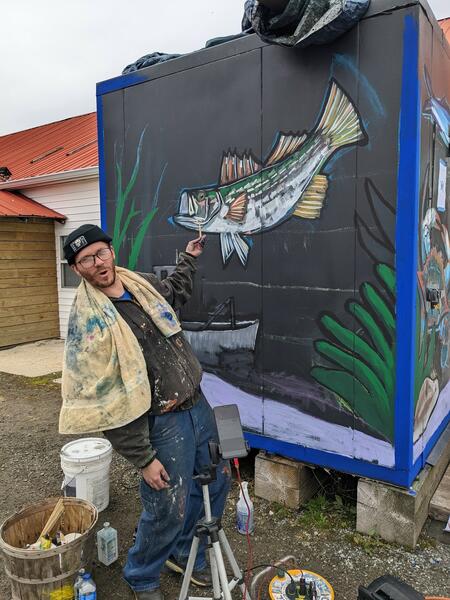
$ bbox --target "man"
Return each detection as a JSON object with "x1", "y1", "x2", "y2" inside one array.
[{"x1": 59, "y1": 224, "x2": 230, "y2": 600}]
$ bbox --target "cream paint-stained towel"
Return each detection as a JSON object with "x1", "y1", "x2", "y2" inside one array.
[{"x1": 59, "y1": 267, "x2": 181, "y2": 434}]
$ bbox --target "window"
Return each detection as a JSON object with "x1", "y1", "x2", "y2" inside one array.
[{"x1": 60, "y1": 236, "x2": 79, "y2": 288}]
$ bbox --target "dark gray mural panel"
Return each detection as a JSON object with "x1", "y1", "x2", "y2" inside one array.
[
  {"x1": 353, "y1": 10, "x2": 405, "y2": 461},
  {"x1": 101, "y1": 90, "x2": 124, "y2": 231},
  {"x1": 260, "y1": 34, "x2": 362, "y2": 454}
]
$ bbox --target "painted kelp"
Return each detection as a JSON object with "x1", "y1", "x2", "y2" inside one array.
[{"x1": 112, "y1": 130, "x2": 166, "y2": 270}]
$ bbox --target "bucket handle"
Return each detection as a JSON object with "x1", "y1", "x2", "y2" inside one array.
[
  {"x1": 60, "y1": 465, "x2": 88, "y2": 492},
  {"x1": 5, "y1": 565, "x2": 81, "y2": 585}
]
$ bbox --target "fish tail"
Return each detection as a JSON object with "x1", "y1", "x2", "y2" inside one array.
[{"x1": 315, "y1": 80, "x2": 367, "y2": 150}]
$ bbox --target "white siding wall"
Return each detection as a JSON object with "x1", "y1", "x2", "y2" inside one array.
[{"x1": 23, "y1": 178, "x2": 100, "y2": 338}]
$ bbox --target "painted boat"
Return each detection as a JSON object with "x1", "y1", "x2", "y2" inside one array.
[{"x1": 182, "y1": 319, "x2": 260, "y2": 367}]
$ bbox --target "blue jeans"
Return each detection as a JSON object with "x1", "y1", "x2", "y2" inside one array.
[{"x1": 124, "y1": 393, "x2": 231, "y2": 592}]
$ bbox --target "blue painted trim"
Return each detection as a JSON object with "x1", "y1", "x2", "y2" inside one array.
[
  {"x1": 244, "y1": 432, "x2": 411, "y2": 487},
  {"x1": 410, "y1": 411, "x2": 450, "y2": 482},
  {"x1": 96, "y1": 72, "x2": 149, "y2": 96},
  {"x1": 394, "y1": 14, "x2": 421, "y2": 477},
  {"x1": 96, "y1": 94, "x2": 108, "y2": 231}
]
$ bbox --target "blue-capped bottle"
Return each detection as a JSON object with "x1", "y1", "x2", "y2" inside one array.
[
  {"x1": 78, "y1": 572, "x2": 97, "y2": 600},
  {"x1": 74, "y1": 568, "x2": 85, "y2": 600}
]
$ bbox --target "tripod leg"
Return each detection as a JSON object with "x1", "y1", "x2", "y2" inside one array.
[
  {"x1": 208, "y1": 540, "x2": 221, "y2": 600},
  {"x1": 218, "y1": 529, "x2": 251, "y2": 600},
  {"x1": 178, "y1": 536, "x2": 200, "y2": 600},
  {"x1": 212, "y1": 540, "x2": 232, "y2": 600}
]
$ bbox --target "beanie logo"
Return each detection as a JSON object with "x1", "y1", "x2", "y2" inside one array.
[{"x1": 70, "y1": 235, "x2": 88, "y2": 252}]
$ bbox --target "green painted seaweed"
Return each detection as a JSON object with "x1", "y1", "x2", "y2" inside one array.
[
  {"x1": 112, "y1": 130, "x2": 166, "y2": 269},
  {"x1": 311, "y1": 264, "x2": 396, "y2": 442}
]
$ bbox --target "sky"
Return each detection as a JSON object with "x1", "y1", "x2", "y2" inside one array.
[{"x1": 1, "y1": 0, "x2": 448, "y2": 137}]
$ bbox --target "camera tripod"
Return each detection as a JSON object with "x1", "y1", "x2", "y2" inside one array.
[{"x1": 178, "y1": 444, "x2": 251, "y2": 600}]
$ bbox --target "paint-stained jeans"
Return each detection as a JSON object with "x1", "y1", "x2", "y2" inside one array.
[{"x1": 124, "y1": 393, "x2": 231, "y2": 592}]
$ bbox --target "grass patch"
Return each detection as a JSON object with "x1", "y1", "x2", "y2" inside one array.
[
  {"x1": 297, "y1": 494, "x2": 356, "y2": 531},
  {"x1": 270, "y1": 502, "x2": 294, "y2": 520},
  {"x1": 26, "y1": 372, "x2": 62, "y2": 386},
  {"x1": 416, "y1": 534, "x2": 438, "y2": 551},
  {"x1": 347, "y1": 531, "x2": 389, "y2": 555}
]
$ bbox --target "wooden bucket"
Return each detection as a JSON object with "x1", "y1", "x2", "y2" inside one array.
[{"x1": 0, "y1": 497, "x2": 98, "y2": 600}]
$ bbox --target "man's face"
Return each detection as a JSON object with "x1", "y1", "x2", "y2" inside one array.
[{"x1": 71, "y1": 241, "x2": 117, "y2": 289}]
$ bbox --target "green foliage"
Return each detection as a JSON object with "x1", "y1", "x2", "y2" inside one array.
[
  {"x1": 269, "y1": 502, "x2": 293, "y2": 520},
  {"x1": 112, "y1": 130, "x2": 165, "y2": 269},
  {"x1": 26, "y1": 372, "x2": 62, "y2": 386},
  {"x1": 297, "y1": 494, "x2": 356, "y2": 531},
  {"x1": 347, "y1": 531, "x2": 389, "y2": 555},
  {"x1": 311, "y1": 264, "x2": 396, "y2": 441}
]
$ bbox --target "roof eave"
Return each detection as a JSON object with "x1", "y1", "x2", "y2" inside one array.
[{"x1": 0, "y1": 166, "x2": 99, "y2": 191}]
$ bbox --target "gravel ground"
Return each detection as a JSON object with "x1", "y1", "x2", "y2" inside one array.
[{"x1": 0, "y1": 371, "x2": 449, "y2": 599}]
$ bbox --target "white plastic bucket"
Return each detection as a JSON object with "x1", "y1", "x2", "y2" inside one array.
[{"x1": 60, "y1": 438, "x2": 112, "y2": 512}]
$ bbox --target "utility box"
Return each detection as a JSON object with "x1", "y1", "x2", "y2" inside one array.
[{"x1": 97, "y1": 0, "x2": 450, "y2": 487}]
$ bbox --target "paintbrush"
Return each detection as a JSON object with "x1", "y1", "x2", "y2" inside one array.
[{"x1": 38, "y1": 498, "x2": 65, "y2": 541}]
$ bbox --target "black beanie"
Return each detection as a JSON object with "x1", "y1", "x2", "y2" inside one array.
[{"x1": 63, "y1": 224, "x2": 112, "y2": 265}]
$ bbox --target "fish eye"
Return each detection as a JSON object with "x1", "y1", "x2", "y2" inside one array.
[{"x1": 197, "y1": 191, "x2": 206, "y2": 201}]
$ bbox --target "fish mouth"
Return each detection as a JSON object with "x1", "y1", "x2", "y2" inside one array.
[{"x1": 173, "y1": 190, "x2": 221, "y2": 228}]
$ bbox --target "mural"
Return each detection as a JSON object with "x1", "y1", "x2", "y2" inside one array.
[
  {"x1": 423, "y1": 69, "x2": 450, "y2": 147},
  {"x1": 107, "y1": 64, "x2": 399, "y2": 468},
  {"x1": 413, "y1": 67, "x2": 450, "y2": 452},
  {"x1": 173, "y1": 80, "x2": 367, "y2": 266},
  {"x1": 100, "y1": 9, "x2": 450, "y2": 481},
  {"x1": 311, "y1": 180, "x2": 396, "y2": 443}
]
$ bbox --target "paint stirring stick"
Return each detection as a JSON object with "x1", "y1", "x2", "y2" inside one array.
[{"x1": 198, "y1": 222, "x2": 202, "y2": 239}]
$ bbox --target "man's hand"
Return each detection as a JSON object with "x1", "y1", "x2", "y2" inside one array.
[
  {"x1": 185, "y1": 235, "x2": 206, "y2": 258},
  {"x1": 142, "y1": 459, "x2": 170, "y2": 490}
]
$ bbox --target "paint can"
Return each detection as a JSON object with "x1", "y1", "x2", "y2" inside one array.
[{"x1": 60, "y1": 438, "x2": 112, "y2": 512}]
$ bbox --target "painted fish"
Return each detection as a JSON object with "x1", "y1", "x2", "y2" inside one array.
[
  {"x1": 173, "y1": 79, "x2": 367, "y2": 266},
  {"x1": 424, "y1": 68, "x2": 450, "y2": 147}
]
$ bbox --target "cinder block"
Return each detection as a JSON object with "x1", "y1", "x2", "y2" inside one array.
[
  {"x1": 356, "y1": 435, "x2": 450, "y2": 547},
  {"x1": 254, "y1": 452, "x2": 321, "y2": 509}
]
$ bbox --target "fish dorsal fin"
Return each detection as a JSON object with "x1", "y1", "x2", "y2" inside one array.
[
  {"x1": 266, "y1": 132, "x2": 307, "y2": 166},
  {"x1": 293, "y1": 174, "x2": 328, "y2": 219},
  {"x1": 220, "y1": 151, "x2": 261, "y2": 185},
  {"x1": 225, "y1": 192, "x2": 248, "y2": 224}
]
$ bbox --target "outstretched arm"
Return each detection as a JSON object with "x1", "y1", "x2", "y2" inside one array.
[{"x1": 139, "y1": 235, "x2": 206, "y2": 310}]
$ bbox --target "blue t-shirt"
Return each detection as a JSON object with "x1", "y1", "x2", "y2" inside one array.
[{"x1": 118, "y1": 289, "x2": 133, "y2": 301}]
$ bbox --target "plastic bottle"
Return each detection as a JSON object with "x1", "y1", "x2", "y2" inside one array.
[
  {"x1": 73, "y1": 568, "x2": 85, "y2": 600},
  {"x1": 236, "y1": 481, "x2": 254, "y2": 534},
  {"x1": 78, "y1": 572, "x2": 96, "y2": 600},
  {"x1": 97, "y1": 522, "x2": 118, "y2": 566}
]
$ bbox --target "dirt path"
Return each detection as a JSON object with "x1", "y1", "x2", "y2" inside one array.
[{"x1": 0, "y1": 371, "x2": 448, "y2": 599}]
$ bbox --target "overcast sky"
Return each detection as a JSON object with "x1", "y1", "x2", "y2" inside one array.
[{"x1": 1, "y1": 0, "x2": 448, "y2": 137}]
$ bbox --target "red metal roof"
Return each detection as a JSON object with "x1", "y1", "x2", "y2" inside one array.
[
  {"x1": 439, "y1": 18, "x2": 450, "y2": 45},
  {"x1": 0, "y1": 113, "x2": 98, "y2": 183},
  {"x1": 0, "y1": 190, "x2": 65, "y2": 220}
]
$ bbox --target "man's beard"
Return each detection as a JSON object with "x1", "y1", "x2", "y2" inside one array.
[{"x1": 84, "y1": 263, "x2": 116, "y2": 288}]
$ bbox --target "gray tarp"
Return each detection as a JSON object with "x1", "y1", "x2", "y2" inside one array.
[
  {"x1": 122, "y1": 0, "x2": 370, "y2": 74},
  {"x1": 246, "y1": 0, "x2": 371, "y2": 48}
]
